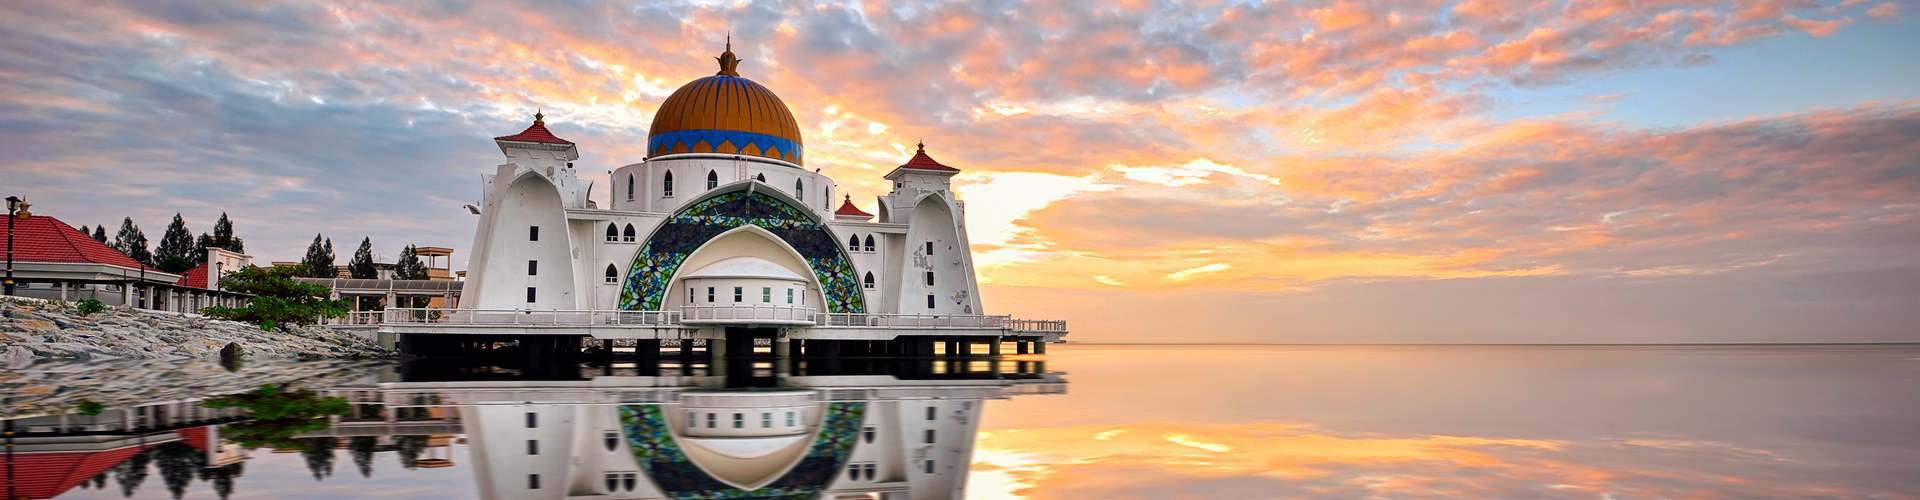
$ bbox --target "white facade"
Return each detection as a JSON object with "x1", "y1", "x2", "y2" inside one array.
[{"x1": 460, "y1": 125, "x2": 986, "y2": 322}]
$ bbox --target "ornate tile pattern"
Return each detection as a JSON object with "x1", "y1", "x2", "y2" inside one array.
[
  {"x1": 618, "y1": 190, "x2": 866, "y2": 313},
  {"x1": 619, "y1": 402, "x2": 867, "y2": 499}
]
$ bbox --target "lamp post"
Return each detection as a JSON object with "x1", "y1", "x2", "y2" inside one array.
[{"x1": 4, "y1": 195, "x2": 20, "y2": 296}]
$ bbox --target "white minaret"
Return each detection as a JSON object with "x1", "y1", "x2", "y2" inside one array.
[{"x1": 462, "y1": 112, "x2": 589, "y2": 310}]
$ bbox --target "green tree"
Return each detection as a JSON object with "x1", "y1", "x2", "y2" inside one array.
[
  {"x1": 349, "y1": 237, "x2": 378, "y2": 279},
  {"x1": 393, "y1": 244, "x2": 428, "y2": 280},
  {"x1": 91, "y1": 225, "x2": 108, "y2": 243},
  {"x1": 77, "y1": 224, "x2": 89, "y2": 236},
  {"x1": 211, "y1": 212, "x2": 244, "y2": 252},
  {"x1": 298, "y1": 234, "x2": 336, "y2": 278},
  {"x1": 153, "y1": 213, "x2": 198, "y2": 273},
  {"x1": 199, "y1": 265, "x2": 349, "y2": 330},
  {"x1": 113, "y1": 217, "x2": 153, "y2": 266}
]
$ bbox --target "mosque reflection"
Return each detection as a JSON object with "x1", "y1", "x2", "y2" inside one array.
[{"x1": 0, "y1": 357, "x2": 1064, "y2": 499}]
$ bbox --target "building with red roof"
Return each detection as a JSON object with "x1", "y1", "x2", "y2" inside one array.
[{"x1": 2, "y1": 207, "x2": 249, "y2": 312}]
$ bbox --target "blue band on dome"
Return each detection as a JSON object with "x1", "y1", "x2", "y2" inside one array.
[{"x1": 648, "y1": 129, "x2": 802, "y2": 162}]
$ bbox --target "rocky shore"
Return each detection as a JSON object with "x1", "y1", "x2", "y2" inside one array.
[{"x1": 1, "y1": 297, "x2": 392, "y2": 362}]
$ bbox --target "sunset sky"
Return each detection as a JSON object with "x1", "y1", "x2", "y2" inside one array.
[{"x1": 3, "y1": 1, "x2": 1915, "y2": 342}]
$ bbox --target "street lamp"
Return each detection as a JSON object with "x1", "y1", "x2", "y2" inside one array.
[{"x1": 4, "y1": 195, "x2": 21, "y2": 296}]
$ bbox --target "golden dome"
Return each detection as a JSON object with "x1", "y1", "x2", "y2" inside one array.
[{"x1": 647, "y1": 39, "x2": 804, "y2": 165}]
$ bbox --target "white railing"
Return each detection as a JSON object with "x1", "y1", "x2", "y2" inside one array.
[
  {"x1": 376, "y1": 307, "x2": 1066, "y2": 333},
  {"x1": 336, "y1": 311, "x2": 384, "y2": 326},
  {"x1": 382, "y1": 308, "x2": 681, "y2": 326},
  {"x1": 815, "y1": 313, "x2": 1009, "y2": 329},
  {"x1": 681, "y1": 304, "x2": 817, "y2": 324}
]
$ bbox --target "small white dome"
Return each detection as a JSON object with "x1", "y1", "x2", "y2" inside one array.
[
  {"x1": 680, "y1": 435, "x2": 811, "y2": 459},
  {"x1": 684, "y1": 256, "x2": 807, "y2": 282}
]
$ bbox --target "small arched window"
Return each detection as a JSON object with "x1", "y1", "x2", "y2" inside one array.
[
  {"x1": 604, "y1": 264, "x2": 618, "y2": 284},
  {"x1": 795, "y1": 178, "x2": 804, "y2": 199},
  {"x1": 604, "y1": 474, "x2": 618, "y2": 492},
  {"x1": 623, "y1": 224, "x2": 636, "y2": 242},
  {"x1": 603, "y1": 431, "x2": 618, "y2": 451},
  {"x1": 863, "y1": 235, "x2": 875, "y2": 253},
  {"x1": 848, "y1": 235, "x2": 860, "y2": 252},
  {"x1": 755, "y1": 173, "x2": 766, "y2": 182},
  {"x1": 662, "y1": 171, "x2": 674, "y2": 197},
  {"x1": 626, "y1": 174, "x2": 635, "y2": 201},
  {"x1": 863, "y1": 272, "x2": 876, "y2": 289},
  {"x1": 605, "y1": 223, "x2": 619, "y2": 242},
  {"x1": 706, "y1": 170, "x2": 718, "y2": 190}
]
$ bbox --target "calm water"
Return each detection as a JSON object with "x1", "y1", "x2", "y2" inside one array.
[{"x1": 5, "y1": 345, "x2": 1918, "y2": 499}]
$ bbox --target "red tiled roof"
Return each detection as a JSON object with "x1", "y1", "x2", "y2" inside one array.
[
  {"x1": 494, "y1": 112, "x2": 574, "y2": 145},
  {"x1": 899, "y1": 142, "x2": 959, "y2": 172},
  {"x1": 0, "y1": 444, "x2": 158, "y2": 499},
  {"x1": 834, "y1": 195, "x2": 873, "y2": 218},
  {"x1": 0, "y1": 215, "x2": 146, "y2": 269},
  {"x1": 175, "y1": 426, "x2": 213, "y2": 452},
  {"x1": 175, "y1": 264, "x2": 209, "y2": 289}
]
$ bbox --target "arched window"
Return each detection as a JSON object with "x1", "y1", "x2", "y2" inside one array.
[
  {"x1": 626, "y1": 174, "x2": 635, "y2": 201},
  {"x1": 706, "y1": 170, "x2": 718, "y2": 190},
  {"x1": 863, "y1": 235, "x2": 875, "y2": 252},
  {"x1": 605, "y1": 474, "x2": 618, "y2": 492},
  {"x1": 623, "y1": 224, "x2": 636, "y2": 242},
  {"x1": 795, "y1": 178, "x2": 804, "y2": 200},
  {"x1": 603, "y1": 431, "x2": 618, "y2": 451},
  {"x1": 604, "y1": 264, "x2": 618, "y2": 284},
  {"x1": 848, "y1": 234, "x2": 860, "y2": 252},
  {"x1": 605, "y1": 223, "x2": 619, "y2": 242},
  {"x1": 622, "y1": 474, "x2": 636, "y2": 492},
  {"x1": 863, "y1": 272, "x2": 876, "y2": 289},
  {"x1": 662, "y1": 171, "x2": 674, "y2": 197},
  {"x1": 755, "y1": 173, "x2": 766, "y2": 182}
]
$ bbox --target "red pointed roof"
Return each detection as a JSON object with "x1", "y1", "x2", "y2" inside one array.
[
  {"x1": 176, "y1": 264, "x2": 209, "y2": 289},
  {"x1": 0, "y1": 443, "x2": 159, "y2": 499},
  {"x1": 834, "y1": 195, "x2": 873, "y2": 219},
  {"x1": 494, "y1": 111, "x2": 574, "y2": 145},
  {"x1": 898, "y1": 141, "x2": 959, "y2": 172},
  {"x1": 0, "y1": 214, "x2": 146, "y2": 269}
]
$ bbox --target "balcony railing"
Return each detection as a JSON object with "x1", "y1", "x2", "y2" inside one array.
[
  {"x1": 682, "y1": 304, "x2": 817, "y2": 324},
  {"x1": 374, "y1": 307, "x2": 1067, "y2": 334}
]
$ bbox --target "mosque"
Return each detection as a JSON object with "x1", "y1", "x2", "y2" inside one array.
[{"x1": 438, "y1": 39, "x2": 1064, "y2": 354}]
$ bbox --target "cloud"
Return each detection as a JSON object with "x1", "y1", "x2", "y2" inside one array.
[{"x1": 0, "y1": 0, "x2": 1910, "y2": 341}]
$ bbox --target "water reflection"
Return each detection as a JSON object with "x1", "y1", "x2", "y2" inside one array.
[{"x1": 1, "y1": 356, "x2": 1063, "y2": 499}]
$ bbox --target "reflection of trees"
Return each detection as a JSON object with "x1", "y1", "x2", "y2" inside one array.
[
  {"x1": 154, "y1": 442, "x2": 209, "y2": 499},
  {"x1": 349, "y1": 436, "x2": 378, "y2": 477},
  {"x1": 113, "y1": 448, "x2": 152, "y2": 497},
  {"x1": 395, "y1": 435, "x2": 428, "y2": 469},
  {"x1": 300, "y1": 437, "x2": 338, "y2": 480},
  {"x1": 200, "y1": 384, "x2": 349, "y2": 450},
  {"x1": 199, "y1": 462, "x2": 245, "y2": 500}
]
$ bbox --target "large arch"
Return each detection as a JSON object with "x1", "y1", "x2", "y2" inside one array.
[
  {"x1": 618, "y1": 184, "x2": 866, "y2": 312},
  {"x1": 619, "y1": 403, "x2": 864, "y2": 498}
]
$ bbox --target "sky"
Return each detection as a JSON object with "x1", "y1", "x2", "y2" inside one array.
[{"x1": 1, "y1": 0, "x2": 1916, "y2": 342}]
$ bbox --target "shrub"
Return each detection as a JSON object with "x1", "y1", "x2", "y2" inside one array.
[
  {"x1": 76, "y1": 399, "x2": 106, "y2": 416},
  {"x1": 75, "y1": 298, "x2": 106, "y2": 317},
  {"x1": 200, "y1": 265, "x2": 347, "y2": 330}
]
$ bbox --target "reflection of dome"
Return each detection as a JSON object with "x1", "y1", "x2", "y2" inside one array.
[
  {"x1": 647, "y1": 38, "x2": 803, "y2": 165},
  {"x1": 684, "y1": 256, "x2": 807, "y2": 282}
]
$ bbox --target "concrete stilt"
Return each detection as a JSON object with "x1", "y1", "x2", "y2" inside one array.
[
  {"x1": 1034, "y1": 341, "x2": 1046, "y2": 354},
  {"x1": 1016, "y1": 341, "x2": 1030, "y2": 354},
  {"x1": 989, "y1": 339, "x2": 1002, "y2": 356}
]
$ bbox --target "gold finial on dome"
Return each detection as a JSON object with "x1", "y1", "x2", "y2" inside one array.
[
  {"x1": 534, "y1": 108, "x2": 544, "y2": 123},
  {"x1": 716, "y1": 32, "x2": 741, "y2": 76}
]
